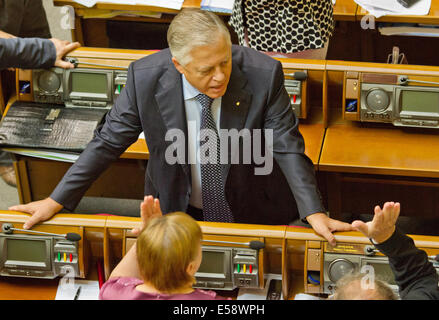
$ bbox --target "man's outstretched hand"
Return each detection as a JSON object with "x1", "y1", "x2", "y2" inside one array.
[{"x1": 351, "y1": 202, "x2": 400, "y2": 244}]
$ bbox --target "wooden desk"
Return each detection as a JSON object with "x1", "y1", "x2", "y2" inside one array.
[
  {"x1": 333, "y1": 0, "x2": 357, "y2": 21},
  {"x1": 352, "y1": 2, "x2": 439, "y2": 64},
  {"x1": 1, "y1": 210, "x2": 438, "y2": 300},
  {"x1": 57, "y1": 0, "x2": 358, "y2": 20},
  {"x1": 357, "y1": 1, "x2": 439, "y2": 24},
  {"x1": 0, "y1": 212, "x2": 106, "y2": 300},
  {"x1": 13, "y1": 123, "x2": 321, "y2": 204},
  {"x1": 0, "y1": 277, "x2": 58, "y2": 300},
  {"x1": 54, "y1": 0, "x2": 200, "y2": 12},
  {"x1": 299, "y1": 122, "x2": 325, "y2": 166},
  {"x1": 121, "y1": 122, "x2": 322, "y2": 163},
  {"x1": 319, "y1": 122, "x2": 439, "y2": 221},
  {"x1": 320, "y1": 122, "x2": 439, "y2": 178},
  {"x1": 54, "y1": 0, "x2": 201, "y2": 45},
  {"x1": 121, "y1": 139, "x2": 149, "y2": 160},
  {"x1": 55, "y1": 0, "x2": 359, "y2": 49}
]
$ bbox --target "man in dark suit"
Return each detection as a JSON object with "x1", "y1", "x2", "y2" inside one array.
[{"x1": 11, "y1": 9, "x2": 352, "y2": 245}]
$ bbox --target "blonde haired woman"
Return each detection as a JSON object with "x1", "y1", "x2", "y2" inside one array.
[{"x1": 99, "y1": 196, "x2": 227, "y2": 300}]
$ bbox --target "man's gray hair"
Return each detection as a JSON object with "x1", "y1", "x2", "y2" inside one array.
[
  {"x1": 167, "y1": 8, "x2": 232, "y2": 66},
  {"x1": 332, "y1": 272, "x2": 398, "y2": 300}
]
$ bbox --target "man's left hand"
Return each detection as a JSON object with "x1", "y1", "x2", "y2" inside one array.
[{"x1": 306, "y1": 213, "x2": 354, "y2": 246}]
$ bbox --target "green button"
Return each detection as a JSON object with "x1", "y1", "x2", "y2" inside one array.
[
  {"x1": 237, "y1": 264, "x2": 240, "y2": 273},
  {"x1": 58, "y1": 252, "x2": 61, "y2": 261}
]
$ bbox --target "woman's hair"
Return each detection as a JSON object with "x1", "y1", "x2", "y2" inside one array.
[
  {"x1": 136, "y1": 212, "x2": 202, "y2": 293},
  {"x1": 167, "y1": 8, "x2": 232, "y2": 66}
]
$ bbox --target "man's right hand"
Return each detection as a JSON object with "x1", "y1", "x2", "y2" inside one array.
[
  {"x1": 49, "y1": 38, "x2": 81, "y2": 69},
  {"x1": 351, "y1": 202, "x2": 400, "y2": 244},
  {"x1": 9, "y1": 197, "x2": 64, "y2": 229}
]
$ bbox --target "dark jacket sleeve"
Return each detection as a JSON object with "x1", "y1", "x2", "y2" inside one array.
[
  {"x1": 264, "y1": 60, "x2": 325, "y2": 220},
  {"x1": 50, "y1": 62, "x2": 142, "y2": 211},
  {"x1": 0, "y1": 37, "x2": 56, "y2": 70},
  {"x1": 375, "y1": 228, "x2": 439, "y2": 300}
]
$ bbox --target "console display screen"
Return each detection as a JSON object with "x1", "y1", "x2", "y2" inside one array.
[
  {"x1": 401, "y1": 90, "x2": 439, "y2": 113},
  {"x1": 364, "y1": 262, "x2": 396, "y2": 285},
  {"x1": 7, "y1": 238, "x2": 47, "y2": 263},
  {"x1": 198, "y1": 251, "x2": 225, "y2": 274},
  {"x1": 71, "y1": 72, "x2": 108, "y2": 95}
]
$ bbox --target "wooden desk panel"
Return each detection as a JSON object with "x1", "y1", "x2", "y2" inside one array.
[
  {"x1": 0, "y1": 277, "x2": 58, "y2": 300},
  {"x1": 15, "y1": 156, "x2": 145, "y2": 204},
  {"x1": 333, "y1": 0, "x2": 357, "y2": 21},
  {"x1": 122, "y1": 139, "x2": 149, "y2": 160},
  {"x1": 320, "y1": 123, "x2": 439, "y2": 178},
  {"x1": 299, "y1": 123, "x2": 325, "y2": 166},
  {"x1": 120, "y1": 122, "x2": 324, "y2": 164}
]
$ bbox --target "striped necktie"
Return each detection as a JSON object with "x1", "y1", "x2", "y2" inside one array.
[{"x1": 196, "y1": 93, "x2": 234, "y2": 222}]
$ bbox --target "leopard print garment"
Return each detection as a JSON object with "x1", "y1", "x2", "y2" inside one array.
[{"x1": 229, "y1": 0, "x2": 334, "y2": 53}]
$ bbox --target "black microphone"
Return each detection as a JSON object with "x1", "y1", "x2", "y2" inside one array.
[
  {"x1": 65, "y1": 233, "x2": 82, "y2": 242},
  {"x1": 2, "y1": 223, "x2": 82, "y2": 242},
  {"x1": 292, "y1": 71, "x2": 307, "y2": 81},
  {"x1": 249, "y1": 240, "x2": 265, "y2": 250},
  {"x1": 202, "y1": 239, "x2": 265, "y2": 250}
]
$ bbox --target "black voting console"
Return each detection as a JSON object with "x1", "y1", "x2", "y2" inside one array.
[
  {"x1": 1, "y1": 60, "x2": 128, "y2": 153},
  {"x1": 0, "y1": 101, "x2": 107, "y2": 152}
]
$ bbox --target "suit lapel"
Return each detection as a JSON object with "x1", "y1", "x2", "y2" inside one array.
[
  {"x1": 220, "y1": 62, "x2": 252, "y2": 178},
  {"x1": 220, "y1": 62, "x2": 251, "y2": 132},
  {"x1": 154, "y1": 64, "x2": 191, "y2": 180}
]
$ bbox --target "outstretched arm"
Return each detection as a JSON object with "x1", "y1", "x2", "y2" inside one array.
[
  {"x1": 108, "y1": 196, "x2": 162, "y2": 280},
  {"x1": 352, "y1": 202, "x2": 439, "y2": 300},
  {"x1": 0, "y1": 36, "x2": 79, "y2": 70}
]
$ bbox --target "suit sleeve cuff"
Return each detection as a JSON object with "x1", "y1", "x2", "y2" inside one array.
[{"x1": 374, "y1": 228, "x2": 405, "y2": 254}]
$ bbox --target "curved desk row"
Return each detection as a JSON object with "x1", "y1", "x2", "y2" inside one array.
[{"x1": 1, "y1": 210, "x2": 439, "y2": 300}]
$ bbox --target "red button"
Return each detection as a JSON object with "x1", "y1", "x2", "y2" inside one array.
[
  {"x1": 293, "y1": 95, "x2": 297, "y2": 103},
  {"x1": 249, "y1": 265, "x2": 253, "y2": 273},
  {"x1": 70, "y1": 254, "x2": 73, "y2": 262}
]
